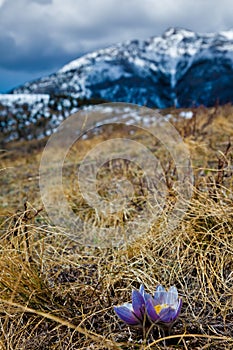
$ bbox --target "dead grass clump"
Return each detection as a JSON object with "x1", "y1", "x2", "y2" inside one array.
[{"x1": 0, "y1": 104, "x2": 233, "y2": 349}]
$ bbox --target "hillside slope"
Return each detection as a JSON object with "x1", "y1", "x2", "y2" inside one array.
[
  {"x1": 1, "y1": 27, "x2": 233, "y2": 142},
  {"x1": 12, "y1": 27, "x2": 233, "y2": 108}
]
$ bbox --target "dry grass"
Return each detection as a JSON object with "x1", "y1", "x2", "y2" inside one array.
[{"x1": 0, "y1": 105, "x2": 233, "y2": 349}]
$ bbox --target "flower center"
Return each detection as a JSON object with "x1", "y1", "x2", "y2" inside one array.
[{"x1": 154, "y1": 304, "x2": 168, "y2": 314}]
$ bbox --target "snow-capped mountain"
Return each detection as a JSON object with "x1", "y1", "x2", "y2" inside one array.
[
  {"x1": 12, "y1": 27, "x2": 233, "y2": 107},
  {"x1": 1, "y1": 27, "x2": 233, "y2": 142}
]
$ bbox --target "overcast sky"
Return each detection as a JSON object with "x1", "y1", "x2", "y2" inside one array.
[{"x1": 0, "y1": 0, "x2": 232, "y2": 92}]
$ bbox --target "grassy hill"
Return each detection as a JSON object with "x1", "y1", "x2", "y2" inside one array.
[{"x1": 0, "y1": 104, "x2": 233, "y2": 349}]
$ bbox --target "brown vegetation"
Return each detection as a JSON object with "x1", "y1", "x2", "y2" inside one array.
[{"x1": 0, "y1": 105, "x2": 233, "y2": 349}]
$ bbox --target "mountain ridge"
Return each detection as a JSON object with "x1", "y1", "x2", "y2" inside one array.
[
  {"x1": 11, "y1": 27, "x2": 233, "y2": 108},
  {"x1": 1, "y1": 27, "x2": 233, "y2": 142}
]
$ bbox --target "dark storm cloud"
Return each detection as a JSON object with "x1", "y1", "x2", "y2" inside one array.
[
  {"x1": 0, "y1": 0, "x2": 232, "y2": 91},
  {"x1": 0, "y1": 31, "x2": 80, "y2": 72}
]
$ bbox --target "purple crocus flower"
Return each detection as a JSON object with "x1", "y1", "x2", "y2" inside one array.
[
  {"x1": 146, "y1": 285, "x2": 182, "y2": 325},
  {"x1": 114, "y1": 285, "x2": 147, "y2": 326}
]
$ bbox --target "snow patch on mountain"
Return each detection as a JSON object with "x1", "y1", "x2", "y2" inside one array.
[
  {"x1": 2, "y1": 27, "x2": 233, "y2": 142},
  {"x1": 220, "y1": 30, "x2": 233, "y2": 41},
  {"x1": 0, "y1": 94, "x2": 50, "y2": 105},
  {"x1": 11, "y1": 27, "x2": 233, "y2": 109}
]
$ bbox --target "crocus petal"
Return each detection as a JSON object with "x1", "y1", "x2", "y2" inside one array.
[
  {"x1": 154, "y1": 285, "x2": 167, "y2": 304},
  {"x1": 132, "y1": 289, "x2": 145, "y2": 320},
  {"x1": 166, "y1": 286, "x2": 178, "y2": 305},
  {"x1": 144, "y1": 292, "x2": 152, "y2": 302},
  {"x1": 158, "y1": 298, "x2": 182, "y2": 323},
  {"x1": 114, "y1": 305, "x2": 139, "y2": 325},
  {"x1": 124, "y1": 302, "x2": 133, "y2": 310},
  {"x1": 158, "y1": 307, "x2": 177, "y2": 323},
  {"x1": 156, "y1": 285, "x2": 166, "y2": 293},
  {"x1": 139, "y1": 284, "x2": 145, "y2": 295},
  {"x1": 140, "y1": 284, "x2": 152, "y2": 302},
  {"x1": 145, "y1": 298, "x2": 160, "y2": 322}
]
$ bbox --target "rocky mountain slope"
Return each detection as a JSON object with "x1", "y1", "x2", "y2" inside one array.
[
  {"x1": 12, "y1": 27, "x2": 233, "y2": 107},
  {"x1": 1, "y1": 27, "x2": 233, "y2": 142}
]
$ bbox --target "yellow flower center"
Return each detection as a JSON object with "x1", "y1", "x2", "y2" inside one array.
[{"x1": 154, "y1": 304, "x2": 168, "y2": 314}]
